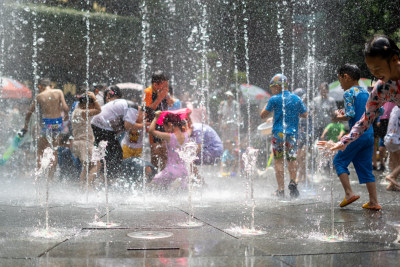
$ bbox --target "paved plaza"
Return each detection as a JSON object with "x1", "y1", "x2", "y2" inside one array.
[{"x1": 0, "y1": 166, "x2": 399, "y2": 267}]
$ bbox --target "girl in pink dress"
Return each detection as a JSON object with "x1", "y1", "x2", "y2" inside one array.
[{"x1": 149, "y1": 111, "x2": 192, "y2": 189}]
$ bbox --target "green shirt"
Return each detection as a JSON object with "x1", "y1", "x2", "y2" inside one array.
[{"x1": 325, "y1": 122, "x2": 345, "y2": 141}]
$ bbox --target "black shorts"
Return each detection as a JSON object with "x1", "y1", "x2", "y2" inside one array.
[{"x1": 375, "y1": 119, "x2": 389, "y2": 139}]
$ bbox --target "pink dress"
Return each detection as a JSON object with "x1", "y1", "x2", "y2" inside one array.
[{"x1": 152, "y1": 133, "x2": 188, "y2": 187}]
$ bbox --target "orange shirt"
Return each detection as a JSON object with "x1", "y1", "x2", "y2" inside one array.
[{"x1": 144, "y1": 86, "x2": 153, "y2": 107}]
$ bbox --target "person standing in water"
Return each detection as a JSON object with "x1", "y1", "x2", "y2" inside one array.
[
  {"x1": 23, "y1": 78, "x2": 69, "y2": 179},
  {"x1": 321, "y1": 64, "x2": 381, "y2": 210},
  {"x1": 260, "y1": 74, "x2": 308, "y2": 198}
]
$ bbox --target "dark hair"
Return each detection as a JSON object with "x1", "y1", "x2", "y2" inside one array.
[
  {"x1": 364, "y1": 35, "x2": 400, "y2": 61},
  {"x1": 77, "y1": 94, "x2": 94, "y2": 105},
  {"x1": 93, "y1": 83, "x2": 107, "y2": 91},
  {"x1": 151, "y1": 70, "x2": 169, "y2": 84},
  {"x1": 77, "y1": 85, "x2": 89, "y2": 95},
  {"x1": 163, "y1": 113, "x2": 183, "y2": 131},
  {"x1": 38, "y1": 78, "x2": 51, "y2": 87},
  {"x1": 338, "y1": 64, "x2": 361, "y2": 81}
]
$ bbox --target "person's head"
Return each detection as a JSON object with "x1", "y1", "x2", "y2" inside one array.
[
  {"x1": 151, "y1": 70, "x2": 169, "y2": 93},
  {"x1": 337, "y1": 64, "x2": 361, "y2": 90},
  {"x1": 224, "y1": 140, "x2": 234, "y2": 151},
  {"x1": 225, "y1": 91, "x2": 234, "y2": 102},
  {"x1": 364, "y1": 35, "x2": 400, "y2": 82},
  {"x1": 76, "y1": 86, "x2": 94, "y2": 108},
  {"x1": 38, "y1": 78, "x2": 51, "y2": 91},
  {"x1": 269, "y1": 74, "x2": 288, "y2": 95},
  {"x1": 163, "y1": 112, "x2": 183, "y2": 133},
  {"x1": 93, "y1": 83, "x2": 107, "y2": 95},
  {"x1": 104, "y1": 85, "x2": 122, "y2": 103},
  {"x1": 319, "y1": 82, "x2": 329, "y2": 98}
]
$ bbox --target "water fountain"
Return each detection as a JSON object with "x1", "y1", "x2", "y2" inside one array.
[{"x1": 176, "y1": 141, "x2": 203, "y2": 228}]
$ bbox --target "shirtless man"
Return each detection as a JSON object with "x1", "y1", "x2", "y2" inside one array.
[{"x1": 23, "y1": 78, "x2": 69, "y2": 178}]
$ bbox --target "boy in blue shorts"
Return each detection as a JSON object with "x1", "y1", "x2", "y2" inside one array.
[
  {"x1": 323, "y1": 64, "x2": 381, "y2": 210},
  {"x1": 260, "y1": 74, "x2": 308, "y2": 198}
]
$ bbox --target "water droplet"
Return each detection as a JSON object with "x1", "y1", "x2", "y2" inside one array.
[
  {"x1": 190, "y1": 79, "x2": 197, "y2": 86},
  {"x1": 216, "y1": 61, "x2": 222, "y2": 68},
  {"x1": 37, "y1": 38, "x2": 45, "y2": 45}
]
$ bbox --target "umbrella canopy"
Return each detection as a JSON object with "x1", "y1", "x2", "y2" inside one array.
[
  {"x1": 116, "y1": 82, "x2": 144, "y2": 91},
  {"x1": 240, "y1": 84, "x2": 270, "y2": 102},
  {"x1": 0, "y1": 77, "x2": 32, "y2": 99},
  {"x1": 328, "y1": 78, "x2": 372, "y2": 101}
]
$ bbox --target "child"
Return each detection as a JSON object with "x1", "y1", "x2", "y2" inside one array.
[
  {"x1": 384, "y1": 106, "x2": 400, "y2": 191},
  {"x1": 71, "y1": 91, "x2": 101, "y2": 188},
  {"x1": 149, "y1": 111, "x2": 192, "y2": 189},
  {"x1": 330, "y1": 35, "x2": 400, "y2": 152},
  {"x1": 121, "y1": 127, "x2": 144, "y2": 159},
  {"x1": 321, "y1": 64, "x2": 381, "y2": 210},
  {"x1": 260, "y1": 74, "x2": 308, "y2": 198},
  {"x1": 320, "y1": 122, "x2": 346, "y2": 142},
  {"x1": 220, "y1": 140, "x2": 236, "y2": 176}
]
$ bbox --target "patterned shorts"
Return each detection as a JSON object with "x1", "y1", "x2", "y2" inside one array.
[{"x1": 272, "y1": 132, "x2": 297, "y2": 161}]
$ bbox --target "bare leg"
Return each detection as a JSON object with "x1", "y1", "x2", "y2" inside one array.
[
  {"x1": 288, "y1": 160, "x2": 298, "y2": 184},
  {"x1": 338, "y1": 173, "x2": 355, "y2": 200},
  {"x1": 297, "y1": 147, "x2": 306, "y2": 182},
  {"x1": 275, "y1": 158, "x2": 284, "y2": 191},
  {"x1": 365, "y1": 182, "x2": 379, "y2": 206},
  {"x1": 372, "y1": 137, "x2": 378, "y2": 168},
  {"x1": 386, "y1": 151, "x2": 400, "y2": 190},
  {"x1": 379, "y1": 146, "x2": 387, "y2": 168}
]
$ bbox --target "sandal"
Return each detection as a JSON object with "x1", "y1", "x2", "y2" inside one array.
[
  {"x1": 362, "y1": 202, "x2": 382, "y2": 210},
  {"x1": 339, "y1": 195, "x2": 360, "y2": 207},
  {"x1": 273, "y1": 189, "x2": 285, "y2": 198}
]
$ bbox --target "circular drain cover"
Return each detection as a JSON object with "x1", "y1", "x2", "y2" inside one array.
[{"x1": 127, "y1": 231, "x2": 173, "y2": 240}]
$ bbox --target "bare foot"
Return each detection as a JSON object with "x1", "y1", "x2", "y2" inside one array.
[
  {"x1": 386, "y1": 182, "x2": 400, "y2": 191},
  {"x1": 386, "y1": 175, "x2": 400, "y2": 187}
]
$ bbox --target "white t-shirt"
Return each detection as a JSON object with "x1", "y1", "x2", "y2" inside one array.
[
  {"x1": 385, "y1": 106, "x2": 400, "y2": 145},
  {"x1": 91, "y1": 99, "x2": 138, "y2": 132}
]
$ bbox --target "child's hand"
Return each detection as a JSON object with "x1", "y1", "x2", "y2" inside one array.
[
  {"x1": 154, "y1": 111, "x2": 162, "y2": 118},
  {"x1": 335, "y1": 109, "x2": 345, "y2": 116},
  {"x1": 317, "y1": 140, "x2": 345, "y2": 151}
]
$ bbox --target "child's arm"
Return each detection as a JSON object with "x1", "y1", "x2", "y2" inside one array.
[
  {"x1": 149, "y1": 111, "x2": 171, "y2": 142},
  {"x1": 23, "y1": 100, "x2": 36, "y2": 131},
  {"x1": 337, "y1": 130, "x2": 346, "y2": 140},
  {"x1": 320, "y1": 127, "x2": 328, "y2": 140},
  {"x1": 260, "y1": 102, "x2": 273, "y2": 119}
]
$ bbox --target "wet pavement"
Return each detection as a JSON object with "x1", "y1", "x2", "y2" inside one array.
[{"x1": 0, "y1": 166, "x2": 399, "y2": 266}]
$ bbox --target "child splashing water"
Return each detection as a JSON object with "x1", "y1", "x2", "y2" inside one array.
[
  {"x1": 319, "y1": 64, "x2": 381, "y2": 210},
  {"x1": 329, "y1": 35, "x2": 400, "y2": 151},
  {"x1": 149, "y1": 111, "x2": 192, "y2": 189}
]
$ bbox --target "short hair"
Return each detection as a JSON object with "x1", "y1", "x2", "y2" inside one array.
[
  {"x1": 364, "y1": 35, "x2": 400, "y2": 61},
  {"x1": 151, "y1": 70, "x2": 169, "y2": 84},
  {"x1": 93, "y1": 83, "x2": 107, "y2": 91},
  {"x1": 337, "y1": 64, "x2": 361, "y2": 81},
  {"x1": 38, "y1": 78, "x2": 51, "y2": 87},
  {"x1": 106, "y1": 85, "x2": 122, "y2": 98}
]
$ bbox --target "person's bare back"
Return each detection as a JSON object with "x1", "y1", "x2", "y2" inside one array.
[{"x1": 37, "y1": 89, "x2": 68, "y2": 119}]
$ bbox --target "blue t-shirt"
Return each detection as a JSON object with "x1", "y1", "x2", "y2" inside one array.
[
  {"x1": 265, "y1": 91, "x2": 307, "y2": 136},
  {"x1": 343, "y1": 86, "x2": 373, "y2": 135}
]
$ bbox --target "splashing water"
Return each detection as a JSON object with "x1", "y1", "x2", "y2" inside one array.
[
  {"x1": 227, "y1": 147, "x2": 266, "y2": 236},
  {"x1": 176, "y1": 141, "x2": 203, "y2": 227},
  {"x1": 90, "y1": 141, "x2": 118, "y2": 227},
  {"x1": 35, "y1": 147, "x2": 55, "y2": 232}
]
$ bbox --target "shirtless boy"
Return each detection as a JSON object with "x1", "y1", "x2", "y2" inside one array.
[{"x1": 23, "y1": 78, "x2": 69, "y2": 178}]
